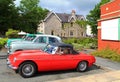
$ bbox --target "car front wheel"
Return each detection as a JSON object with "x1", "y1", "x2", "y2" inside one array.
[
  {"x1": 19, "y1": 62, "x2": 37, "y2": 78},
  {"x1": 77, "y1": 61, "x2": 88, "y2": 72}
]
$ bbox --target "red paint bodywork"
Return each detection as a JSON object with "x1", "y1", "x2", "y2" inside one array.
[{"x1": 8, "y1": 50, "x2": 96, "y2": 72}]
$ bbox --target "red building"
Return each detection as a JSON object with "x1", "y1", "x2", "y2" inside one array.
[{"x1": 98, "y1": 0, "x2": 120, "y2": 52}]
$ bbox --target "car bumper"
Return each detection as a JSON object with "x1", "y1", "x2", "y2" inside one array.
[
  {"x1": 5, "y1": 44, "x2": 8, "y2": 48},
  {"x1": 6, "y1": 58, "x2": 18, "y2": 70},
  {"x1": 7, "y1": 51, "x2": 11, "y2": 55},
  {"x1": 7, "y1": 50, "x2": 13, "y2": 55}
]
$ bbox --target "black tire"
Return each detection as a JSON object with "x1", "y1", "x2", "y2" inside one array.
[
  {"x1": 19, "y1": 62, "x2": 37, "y2": 78},
  {"x1": 77, "y1": 61, "x2": 88, "y2": 72}
]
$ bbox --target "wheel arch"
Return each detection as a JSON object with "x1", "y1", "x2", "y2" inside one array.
[
  {"x1": 18, "y1": 60, "x2": 38, "y2": 72},
  {"x1": 76, "y1": 60, "x2": 89, "y2": 72},
  {"x1": 76, "y1": 60, "x2": 89, "y2": 68}
]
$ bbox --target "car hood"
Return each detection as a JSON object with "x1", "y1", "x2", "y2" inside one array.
[
  {"x1": 10, "y1": 39, "x2": 24, "y2": 43},
  {"x1": 7, "y1": 38, "x2": 23, "y2": 44},
  {"x1": 12, "y1": 50, "x2": 42, "y2": 54},
  {"x1": 8, "y1": 38, "x2": 22, "y2": 41},
  {"x1": 11, "y1": 40, "x2": 32, "y2": 44},
  {"x1": 9, "y1": 50, "x2": 49, "y2": 59}
]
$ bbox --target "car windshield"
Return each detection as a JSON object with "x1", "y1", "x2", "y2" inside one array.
[
  {"x1": 24, "y1": 36, "x2": 36, "y2": 41},
  {"x1": 44, "y1": 45, "x2": 58, "y2": 54}
]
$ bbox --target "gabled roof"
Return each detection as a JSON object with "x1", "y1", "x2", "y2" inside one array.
[
  {"x1": 44, "y1": 11, "x2": 85, "y2": 23},
  {"x1": 44, "y1": 11, "x2": 62, "y2": 22},
  {"x1": 56, "y1": 13, "x2": 70, "y2": 23}
]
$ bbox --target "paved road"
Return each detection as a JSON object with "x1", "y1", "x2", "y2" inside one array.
[
  {"x1": 0, "y1": 51, "x2": 109, "y2": 82},
  {"x1": 0, "y1": 59, "x2": 109, "y2": 82}
]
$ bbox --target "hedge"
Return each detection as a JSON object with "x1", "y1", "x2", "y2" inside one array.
[{"x1": 0, "y1": 38, "x2": 8, "y2": 49}]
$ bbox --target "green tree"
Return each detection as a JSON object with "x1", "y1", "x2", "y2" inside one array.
[
  {"x1": 5, "y1": 29, "x2": 19, "y2": 38},
  {"x1": 18, "y1": 0, "x2": 48, "y2": 33},
  {"x1": 76, "y1": 20, "x2": 88, "y2": 29},
  {"x1": 86, "y1": 0, "x2": 110, "y2": 36},
  {"x1": 0, "y1": 0, "x2": 19, "y2": 35}
]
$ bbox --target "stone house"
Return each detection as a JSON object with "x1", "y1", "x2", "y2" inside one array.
[{"x1": 37, "y1": 10, "x2": 86, "y2": 38}]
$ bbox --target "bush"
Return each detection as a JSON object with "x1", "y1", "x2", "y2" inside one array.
[
  {"x1": 62, "y1": 38, "x2": 76, "y2": 44},
  {"x1": 91, "y1": 48, "x2": 120, "y2": 62},
  {"x1": 63, "y1": 37, "x2": 97, "y2": 50},
  {"x1": 0, "y1": 38, "x2": 8, "y2": 49},
  {"x1": 72, "y1": 43, "x2": 84, "y2": 50},
  {"x1": 6, "y1": 29, "x2": 19, "y2": 38}
]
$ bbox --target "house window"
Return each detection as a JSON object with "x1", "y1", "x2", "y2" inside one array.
[
  {"x1": 81, "y1": 32, "x2": 84, "y2": 36},
  {"x1": 62, "y1": 23, "x2": 64, "y2": 29},
  {"x1": 81, "y1": 18, "x2": 84, "y2": 20},
  {"x1": 51, "y1": 30, "x2": 54, "y2": 35},
  {"x1": 61, "y1": 33, "x2": 62, "y2": 36},
  {"x1": 64, "y1": 33, "x2": 65, "y2": 37},
  {"x1": 71, "y1": 22, "x2": 73, "y2": 27},
  {"x1": 70, "y1": 31, "x2": 73, "y2": 36}
]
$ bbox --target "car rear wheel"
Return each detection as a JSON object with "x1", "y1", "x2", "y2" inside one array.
[
  {"x1": 77, "y1": 61, "x2": 88, "y2": 72},
  {"x1": 19, "y1": 62, "x2": 37, "y2": 78}
]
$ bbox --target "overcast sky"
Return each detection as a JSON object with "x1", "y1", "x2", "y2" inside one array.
[{"x1": 14, "y1": 0, "x2": 101, "y2": 17}]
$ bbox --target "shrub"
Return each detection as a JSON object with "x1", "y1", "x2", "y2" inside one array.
[
  {"x1": 62, "y1": 38, "x2": 76, "y2": 44},
  {"x1": 91, "y1": 48, "x2": 120, "y2": 62},
  {"x1": 63, "y1": 37, "x2": 97, "y2": 50},
  {"x1": 0, "y1": 38, "x2": 8, "y2": 49},
  {"x1": 72, "y1": 43, "x2": 84, "y2": 50},
  {"x1": 6, "y1": 29, "x2": 19, "y2": 38}
]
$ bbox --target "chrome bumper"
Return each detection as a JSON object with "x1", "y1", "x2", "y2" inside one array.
[
  {"x1": 5, "y1": 44, "x2": 8, "y2": 49},
  {"x1": 6, "y1": 58, "x2": 17, "y2": 70}
]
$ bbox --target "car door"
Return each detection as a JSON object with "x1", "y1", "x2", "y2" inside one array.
[
  {"x1": 33, "y1": 36, "x2": 48, "y2": 50},
  {"x1": 51, "y1": 49, "x2": 78, "y2": 71},
  {"x1": 37, "y1": 54, "x2": 53, "y2": 71}
]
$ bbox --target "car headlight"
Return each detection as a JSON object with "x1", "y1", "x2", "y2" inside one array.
[{"x1": 13, "y1": 57, "x2": 17, "y2": 62}]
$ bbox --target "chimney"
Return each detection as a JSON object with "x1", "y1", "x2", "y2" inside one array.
[
  {"x1": 71, "y1": 10, "x2": 76, "y2": 16},
  {"x1": 70, "y1": 10, "x2": 76, "y2": 21}
]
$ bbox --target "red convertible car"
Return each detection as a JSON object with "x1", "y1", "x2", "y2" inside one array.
[{"x1": 7, "y1": 43, "x2": 96, "y2": 78}]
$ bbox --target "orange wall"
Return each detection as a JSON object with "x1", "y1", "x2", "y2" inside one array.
[
  {"x1": 98, "y1": 29, "x2": 120, "y2": 52},
  {"x1": 98, "y1": 0, "x2": 120, "y2": 53},
  {"x1": 101, "y1": 0, "x2": 120, "y2": 19}
]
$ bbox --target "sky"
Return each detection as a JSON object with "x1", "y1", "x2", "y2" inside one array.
[{"x1": 14, "y1": 0, "x2": 101, "y2": 17}]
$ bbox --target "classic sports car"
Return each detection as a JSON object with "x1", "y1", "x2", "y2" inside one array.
[{"x1": 7, "y1": 43, "x2": 96, "y2": 78}]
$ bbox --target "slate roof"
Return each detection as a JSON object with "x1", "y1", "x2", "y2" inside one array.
[
  {"x1": 44, "y1": 11, "x2": 85, "y2": 23},
  {"x1": 56, "y1": 13, "x2": 84, "y2": 23}
]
